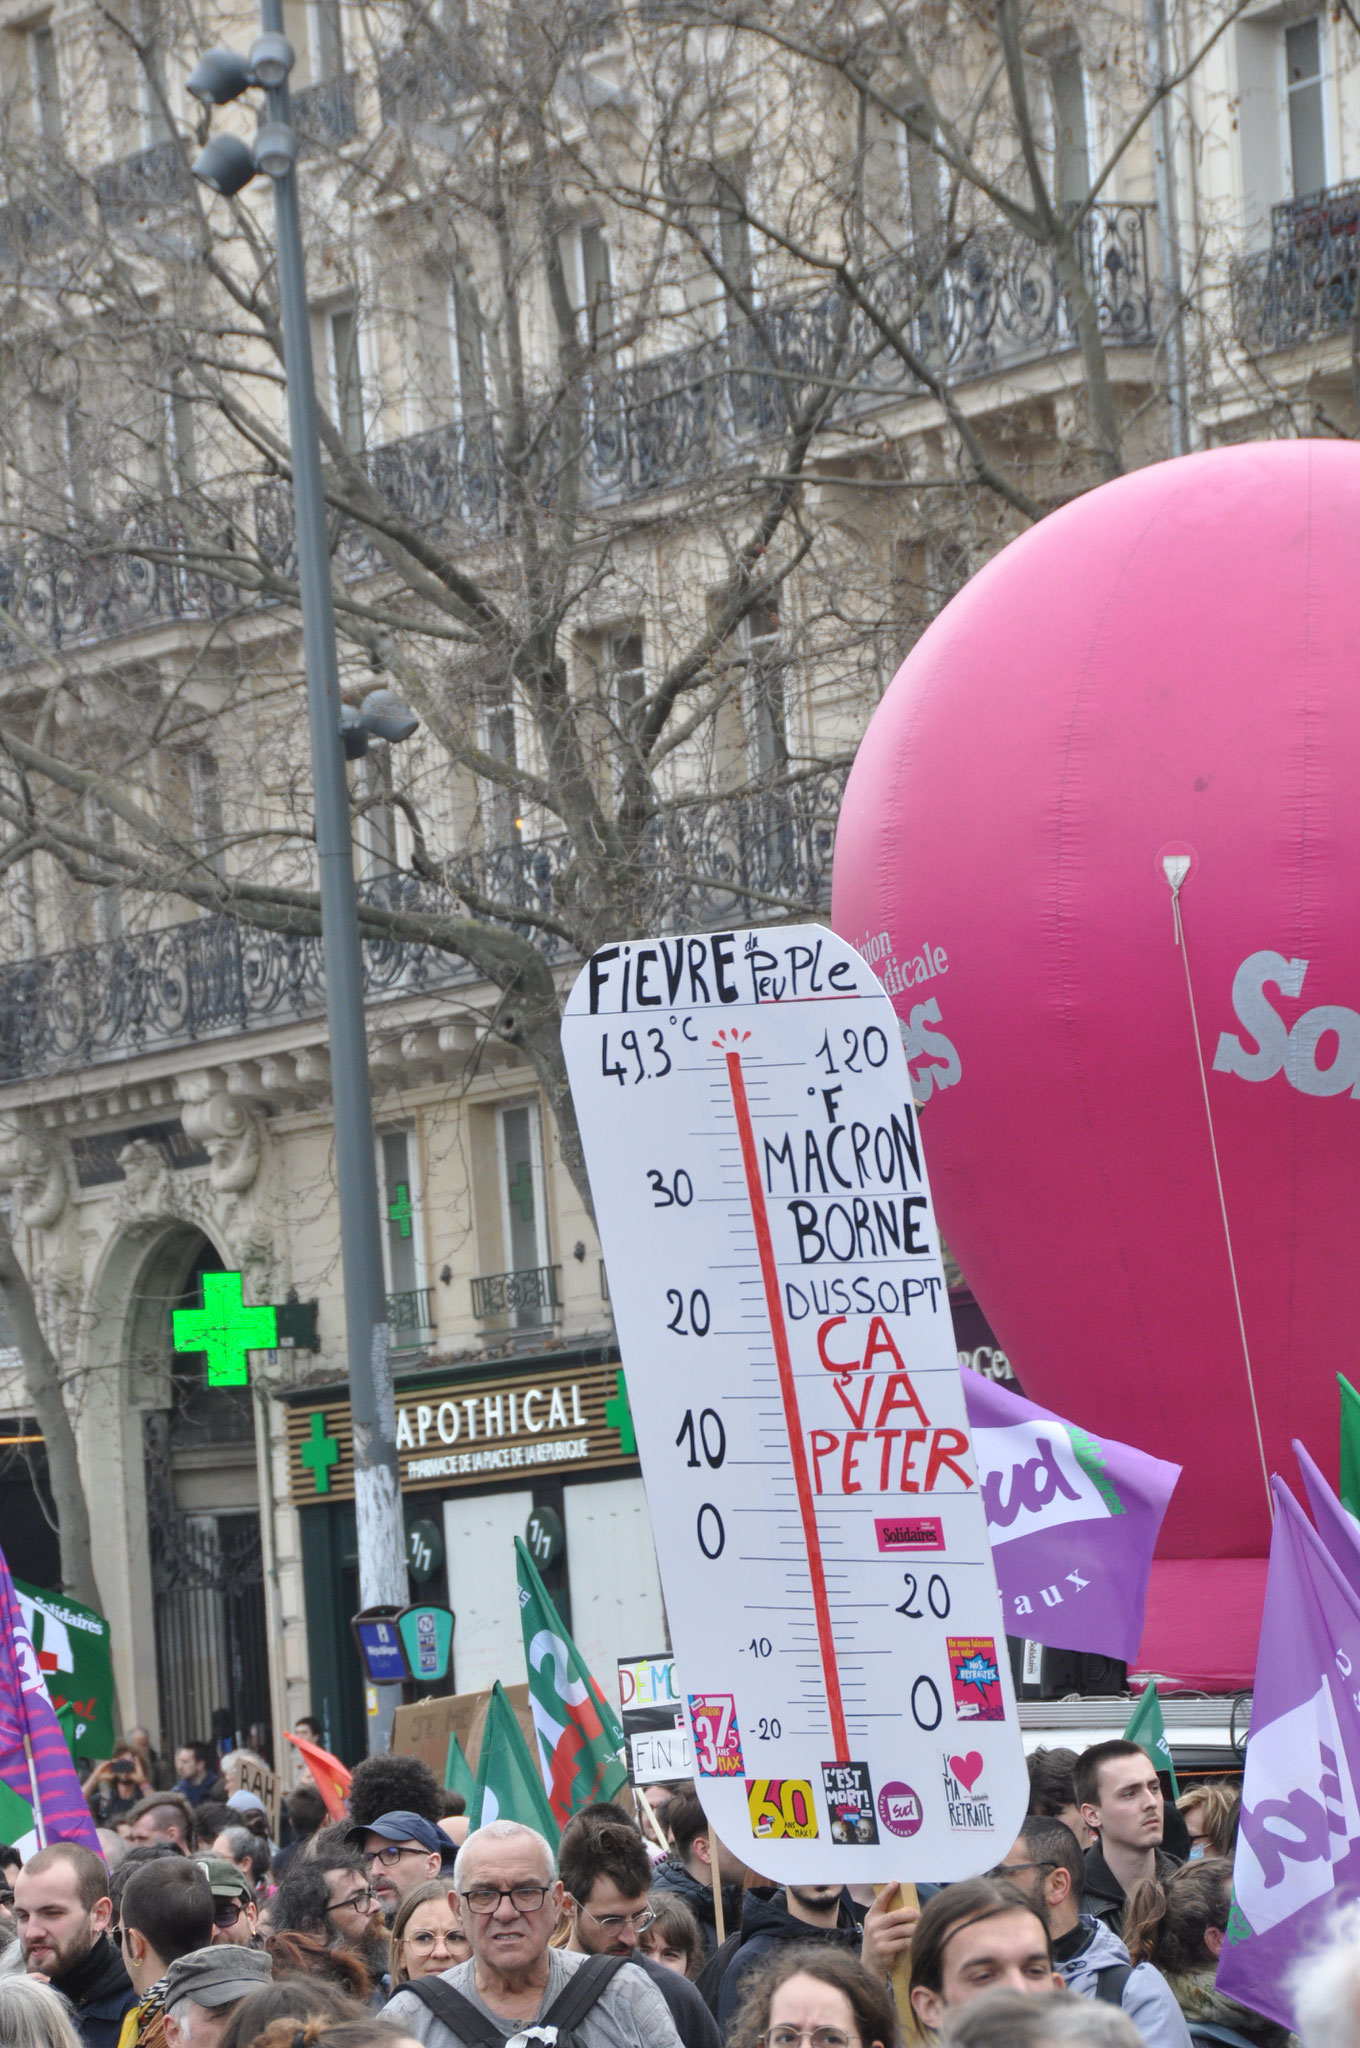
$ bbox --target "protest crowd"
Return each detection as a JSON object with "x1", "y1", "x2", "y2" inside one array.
[{"x1": 0, "y1": 1711, "x2": 1354, "y2": 2048}]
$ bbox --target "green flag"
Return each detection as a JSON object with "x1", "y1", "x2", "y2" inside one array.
[
  {"x1": 14, "y1": 1578, "x2": 116, "y2": 1758},
  {"x1": 1339, "y1": 1375, "x2": 1360, "y2": 1519},
  {"x1": 470, "y1": 1681, "x2": 560, "y2": 1845},
  {"x1": 0, "y1": 1776, "x2": 37, "y2": 1856},
  {"x1": 445, "y1": 1728, "x2": 476, "y2": 1806},
  {"x1": 515, "y1": 1537, "x2": 627, "y2": 1828},
  {"x1": 1124, "y1": 1680, "x2": 1179, "y2": 1797}
]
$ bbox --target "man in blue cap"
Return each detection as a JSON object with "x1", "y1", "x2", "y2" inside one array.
[{"x1": 346, "y1": 1811, "x2": 457, "y2": 1922}]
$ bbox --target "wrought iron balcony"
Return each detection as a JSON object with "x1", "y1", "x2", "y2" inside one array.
[
  {"x1": 1232, "y1": 182, "x2": 1360, "y2": 353},
  {"x1": 388, "y1": 1286, "x2": 436, "y2": 1348},
  {"x1": 0, "y1": 765, "x2": 847, "y2": 1084},
  {"x1": 470, "y1": 1265, "x2": 561, "y2": 1321},
  {"x1": 0, "y1": 519, "x2": 239, "y2": 666},
  {"x1": 294, "y1": 72, "x2": 359, "y2": 147},
  {"x1": 0, "y1": 170, "x2": 83, "y2": 261},
  {"x1": 94, "y1": 140, "x2": 192, "y2": 226}
]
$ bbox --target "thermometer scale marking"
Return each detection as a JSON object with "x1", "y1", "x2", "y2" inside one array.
[{"x1": 721, "y1": 1032, "x2": 851, "y2": 1764}]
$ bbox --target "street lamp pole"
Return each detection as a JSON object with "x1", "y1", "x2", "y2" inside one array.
[{"x1": 253, "y1": 0, "x2": 409, "y2": 1749}]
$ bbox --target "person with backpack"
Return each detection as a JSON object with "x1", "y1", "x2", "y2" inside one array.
[
  {"x1": 380, "y1": 1820, "x2": 681, "y2": 2048},
  {"x1": 991, "y1": 1819, "x2": 1191, "y2": 2048},
  {"x1": 1123, "y1": 1858, "x2": 1290, "y2": 2048}
]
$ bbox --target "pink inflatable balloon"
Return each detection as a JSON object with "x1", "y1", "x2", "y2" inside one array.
[{"x1": 833, "y1": 442, "x2": 1360, "y2": 1621}]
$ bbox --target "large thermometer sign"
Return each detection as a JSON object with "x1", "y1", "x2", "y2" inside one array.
[{"x1": 562, "y1": 925, "x2": 1027, "y2": 1880}]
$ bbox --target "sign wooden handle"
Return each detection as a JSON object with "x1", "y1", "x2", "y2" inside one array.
[
  {"x1": 873, "y1": 1882, "x2": 924, "y2": 2044},
  {"x1": 709, "y1": 1828, "x2": 726, "y2": 1945}
]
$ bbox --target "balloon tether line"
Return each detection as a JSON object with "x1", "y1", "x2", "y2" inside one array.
[{"x1": 1164, "y1": 858, "x2": 1273, "y2": 1523}]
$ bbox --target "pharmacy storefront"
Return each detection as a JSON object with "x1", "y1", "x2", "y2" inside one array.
[{"x1": 280, "y1": 1343, "x2": 665, "y2": 1758}]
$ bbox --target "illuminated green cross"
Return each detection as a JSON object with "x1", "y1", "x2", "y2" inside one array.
[
  {"x1": 507, "y1": 1159, "x2": 535, "y2": 1223},
  {"x1": 301, "y1": 1411, "x2": 340, "y2": 1494},
  {"x1": 172, "y1": 1271, "x2": 278, "y2": 1387},
  {"x1": 388, "y1": 1182, "x2": 414, "y2": 1238},
  {"x1": 604, "y1": 1368, "x2": 635, "y2": 1455}
]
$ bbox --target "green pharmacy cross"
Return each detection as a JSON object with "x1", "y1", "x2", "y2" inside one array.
[
  {"x1": 388, "y1": 1182, "x2": 414, "y2": 1239},
  {"x1": 172, "y1": 1271, "x2": 278, "y2": 1387},
  {"x1": 301, "y1": 1412, "x2": 340, "y2": 1494},
  {"x1": 604, "y1": 1368, "x2": 635, "y2": 1455}
]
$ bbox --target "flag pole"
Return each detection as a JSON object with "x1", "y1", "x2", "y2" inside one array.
[{"x1": 24, "y1": 1733, "x2": 46, "y2": 1848}]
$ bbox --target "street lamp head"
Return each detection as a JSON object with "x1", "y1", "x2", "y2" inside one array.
[
  {"x1": 191, "y1": 133, "x2": 259, "y2": 196},
  {"x1": 248, "y1": 32, "x2": 296, "y2": 87},
  {"x1": 359, "y1": 689, "x2": 420, "y2": 744},
  {"x1": 187, "y1": 46, "x2": 254, "y2": 106},
  {"x1": 254, "y1": 121, "x2": 298, "y2": 179}
]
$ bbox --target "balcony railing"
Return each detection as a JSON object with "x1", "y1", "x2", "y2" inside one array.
[
  {"x1": 94, "y1": 140, "x2": 192, "y2": 226},
  {"x1": 0, "y1": 518, "x2": 241, "y2": 665},
  {"x1": 470, "y1": 1265, "x2": 561, "y2": 1321},
  {"x1": 0, "y1": 766, "x2": 847, "y2": 1084},
  {"x1": 294, "y1": 72, "x2": 359, "y2": 147},
  {"x1": 1233, "y1": 182, "x2": 1360, "y2": 353},
  {"x1": 388, "y1": 1286, "x2": 435, "y2": 1348}
]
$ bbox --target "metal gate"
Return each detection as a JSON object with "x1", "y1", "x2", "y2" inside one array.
[{"x1": 150, "y1": 1508, "x2": 270, "y2": 1752}]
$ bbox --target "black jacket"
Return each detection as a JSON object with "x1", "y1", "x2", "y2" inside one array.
[
  {"x1": 715, "y1": 1891, "x2": 864, "y2": 2027},
  {"x1": 633, "y1": 1951, "x2": 722, "y2": 2048},
  {"x1": 649, "y1": 1861, "x2": 749, "y2": 1960},
  {"x1": 1082, "y1": 1843, "x2": 1182, "y2": 1934},
  {"x1": 51, "y1": 1933, "x2": 137, "y2": 2048}
]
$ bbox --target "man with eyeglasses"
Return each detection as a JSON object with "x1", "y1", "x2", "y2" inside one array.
[
  {"x1": 346, "y1": 1810, "x2": 458, "y2": 1920},
  {"x1": 559, "y1": 1817, "x2": 720, "y2": 2048},
  {"x1": 991, "y1": 1819, "x2": 1191, "y2": 2048},
  {"x1": 382, "y1": 1817, "x2": 681, "y2": 2048},
  {"x1": 270, "y1": 1851, "x2": 390, "y2": 1988}
]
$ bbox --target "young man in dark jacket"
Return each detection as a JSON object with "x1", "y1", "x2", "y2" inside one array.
[
  {"x1": 560, "y1": 1818, "x2": 721, "y2": 2048},
  {"x1": 1077, "y1": 1741, "x2": 1182, "y2": 1933},
  {"x1": 14, "y1": 1843, "x2": 137, "y2": 2048},
  {"x1": 649, "y1": 1791, "x2": 751, "y2": 1961}
]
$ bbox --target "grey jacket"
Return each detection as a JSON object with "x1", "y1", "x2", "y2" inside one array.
[
  {"x1": 1059, "y1": 1914, "x2": 1193, "y2": 2048},
  {"x1": 382, "y1": 1949, "x2": 682, "y2": 2048}
]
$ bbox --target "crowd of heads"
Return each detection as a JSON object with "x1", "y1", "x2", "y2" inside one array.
[{"x1": 11, "y1": 1720, "x2": 1360, "y2": 2048}]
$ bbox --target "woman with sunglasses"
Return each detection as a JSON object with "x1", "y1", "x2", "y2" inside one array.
[
  {"x1": 728, "y1": 1948, "x2": 898, "y2": 2048},
  {"x1": 391, "y1": 1880, "x2": 470, "y2": 1986}
]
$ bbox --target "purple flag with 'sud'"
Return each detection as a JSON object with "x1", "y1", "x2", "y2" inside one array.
[
  {"x1": 1216, "y1": 1477, "x2": 1360, "y2": 2029},
  {"x1": 0, "y1": 1542, "x2": 100, "y2": 1849},
  {"x1": 962, "y1": 1372, "x2": 1180, "y2": 1663}
]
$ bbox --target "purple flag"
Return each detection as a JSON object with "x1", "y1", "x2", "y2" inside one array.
[
  {"x1": 1216, "y1": 1478, "x2": 1360, "y2": 2030},
  {"x1": 0, "y1": 1544, "x2": 100, "y2": 1849},
  {"x1": 1294, "y1": 1439, "x2": 1360, "y2": 1604},
  {"x1": 962, "y1": 1372, "x2": 1180, "y2": 1663}
]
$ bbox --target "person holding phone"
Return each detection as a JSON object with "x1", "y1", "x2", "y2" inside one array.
[{"x1": 82, "y1": 1746, "x2": 147, "y2": 1825}]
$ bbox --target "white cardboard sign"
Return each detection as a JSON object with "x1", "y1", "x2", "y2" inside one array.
[{"x1": 562, "y1": 924, "x2": 1027, "y2": 1880}]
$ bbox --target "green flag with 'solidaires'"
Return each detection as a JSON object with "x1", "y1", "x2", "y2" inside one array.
[
  {"x1": 470, "y1": 1681, "x2": 560, "y2": 1844},
  {"x1": 515, "y1": 1537, "x2": 627, "y2": 1827},
  {"x1": 1123, "y1": 1679, "x2": 1179, "y2": 1797}
]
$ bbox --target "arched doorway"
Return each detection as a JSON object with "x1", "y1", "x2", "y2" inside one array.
[{"x1": 128, "y1": 1227, "x2": 271, "y2": 1756}]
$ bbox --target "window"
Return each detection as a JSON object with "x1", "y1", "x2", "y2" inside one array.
[
  {"x1": 569, "y1": 223, "x2": 614, "y2": 354},
  {"x1": 84, "y1": 795, "x2": 122, "y2": 942},
  {"x1": 188, "y1": 749, "x2": 226, "y2": 879},
  {"x1": 1047, "y1": 48, "x2": 1089, "y2": 208},
  {"x1": 311, "y1": 0, "x2": 344, "y2": 80},
  {"x1": 740, "y1": 600, "x2": 786, "y2": 780},
  {"x1": 355, "y1": 746, "x2": 397, "y2": 880},
  {"x1": 134, "y1": 0, "x2": 173, "y2": 144},
  {"x1": 167, "y1": 379, "x2": 197, "y2": 493},
  {"x1": 713, "y1": 171, "x2": 755, "y2": 329},
  {"x1": 327, "y1": 307, "x2": 364, "y2": 452},
  {"x1": 496, "y1": 1103, "x2": 551, "y2": 1326},
  {"x1": 1286, "y1": 17, "x2": 1326, "y2": 198},
  {"x1": 449, "y1": 272, "x2": 488, "y2": 426},
  {"x1": 27, "y1": 21, "x2": 61, "y2": 147},
  {"x1": 897, "y1": 110, "x2": 944, "y2": 253},
  {"x1": 379, "y1": 1129, "x2": 430, "y2": 1346},
  {"x1": 478, "y1": 686, "x2": 519, "y2": 846}
]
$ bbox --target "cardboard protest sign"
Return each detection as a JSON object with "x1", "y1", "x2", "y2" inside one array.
[
  {"x1": 14, "y1": 1578, "x2": 115, "y2": 1757},
  {"x1": 617, "y1": 1653, "x2": 693, "y2": 1785},
  {"x1": 222, "y1": 1752, "x2": 281, "y2": 1837},
  {"x1": 562, "y1": 924, "x2": 1027, "y2": 1880},
  {"x1": 391, "y1": 1682, "x2": 535, "y2": 1781}
]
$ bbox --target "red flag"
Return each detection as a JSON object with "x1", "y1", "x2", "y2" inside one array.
[{"x1": 283, "y1": 1731, "x2": 352, "y2": 1819}]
